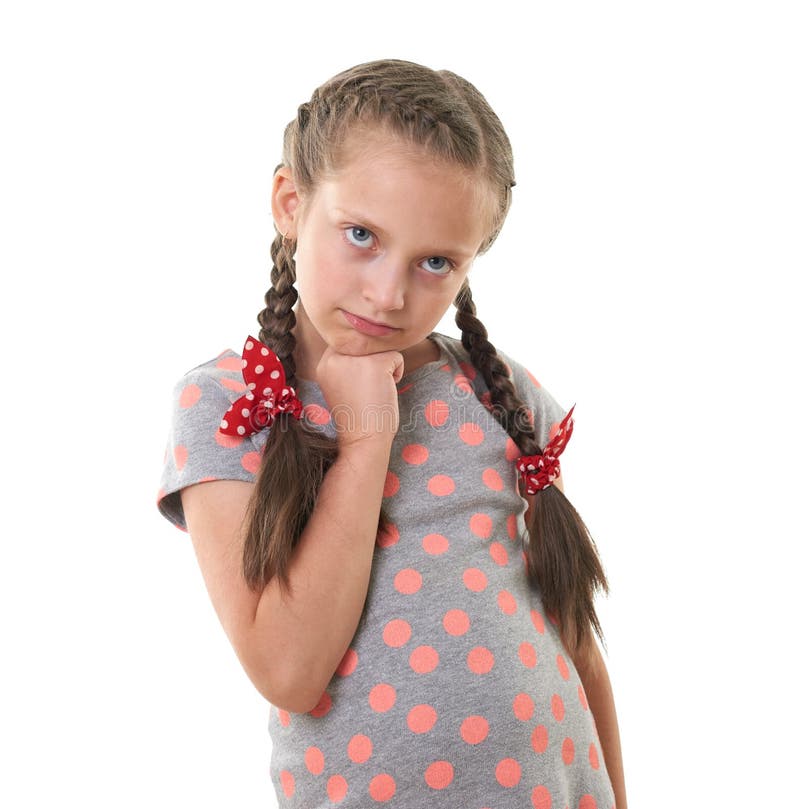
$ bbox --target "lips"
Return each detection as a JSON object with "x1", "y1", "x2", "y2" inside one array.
[{"x1": 342, "y1": 310, "x2": 399, "y2": 336}]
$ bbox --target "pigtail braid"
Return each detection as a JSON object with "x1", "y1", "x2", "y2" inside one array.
[
  {"x1": 239, "y1": 232, "x2": 339, "y2": 594},
  {"x1": 454, "y1": 282, "x2": 608, "y2": 661}
]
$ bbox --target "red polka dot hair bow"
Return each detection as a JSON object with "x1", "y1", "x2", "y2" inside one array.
[
  {"x1": 218, "y1": 335, "x2": 304, "y2": 437},
  {"x1": 516, "y1": 405, "x2": 576, "y2": 495}
]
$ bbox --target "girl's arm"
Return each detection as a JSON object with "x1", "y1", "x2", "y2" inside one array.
[
  {"x1": 572, "y1": 635, "x2": 628, "y2": 809},
  {"x1": 525, "y1": 479, "x2": 627, "y2": 808},
  {"x1": 182, "y1": 435, "x2": 394, "y2": 714}
]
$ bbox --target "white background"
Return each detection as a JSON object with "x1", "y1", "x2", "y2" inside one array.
[{"x1": 2, "y1": 1, "x2": 797, "y2": 806}]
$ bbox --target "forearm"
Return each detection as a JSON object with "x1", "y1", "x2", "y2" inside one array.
[
  {"x1": 251, "y1": 438, "x2": 392, "y2": 711},
  {"x1": 575, "y1": 642, "x2": 627, "y2": 809}
]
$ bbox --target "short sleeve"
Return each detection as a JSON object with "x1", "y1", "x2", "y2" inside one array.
[
  {"x1": 155, "y1": 359, "x2": 265, "y2": 532},
  {"x1": 498, "y1": 350, "x2": 567, "y2": 451}
]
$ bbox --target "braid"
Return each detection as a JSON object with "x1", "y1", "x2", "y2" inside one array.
[
  {"x1": 455, "y1": 281, "x2": 609, "y2": 660},
  {"x1": 257, "y1": 232, "x2": 299, "y2": 385},
  {"x1": 453, "y1": 282, "x2": 537, "y2": 455},
  {"x1": 240, "y1": 229, "x2": 339, "y2": 593}
]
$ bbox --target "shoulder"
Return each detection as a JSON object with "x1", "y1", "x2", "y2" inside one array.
[
  {"x1": 156, "y1": 346, "x2": 261, "y2": 532},
  {"x1": 430, "y1": 331, "x2": 566, "y2": 448},
  {"x1": 170, "y1": 347, "x2": 247, "y2": 404},
  {"x1": 430, "y1": 331, "x2": 550, "y2": 399}
]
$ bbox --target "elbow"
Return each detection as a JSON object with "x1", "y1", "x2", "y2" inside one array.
[{"x1": 241, "y1": 652, "x2": 328, "y2": 714}]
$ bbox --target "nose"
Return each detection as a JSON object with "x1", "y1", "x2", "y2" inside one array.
[{"x1": 361, "y1": 256, "x2": 406, "y2": 312}]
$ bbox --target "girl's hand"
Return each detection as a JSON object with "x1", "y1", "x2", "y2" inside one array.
[{"x1": 316, "y1": 347, "x2": 404, "y2": 448}]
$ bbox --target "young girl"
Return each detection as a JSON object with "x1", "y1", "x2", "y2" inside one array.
[{"x1": 156, "y1": 59, "x2": 626, "y2": 808}]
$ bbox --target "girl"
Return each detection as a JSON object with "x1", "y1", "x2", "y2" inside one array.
[{"x1": 156, "y1": 59, "x2": 626, "y2": 808}]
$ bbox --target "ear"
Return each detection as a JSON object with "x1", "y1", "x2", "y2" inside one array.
[{"x1": 271, "y1": 166, "x2": 301, "y2": 239}]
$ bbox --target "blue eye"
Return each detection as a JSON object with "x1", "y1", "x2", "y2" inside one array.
[
  {"x1": 345, "y1": 226, "x2": 374, "y2": 247},
  {"x1": 422, "y1": 256, "x2": 452, "y2": 275}
]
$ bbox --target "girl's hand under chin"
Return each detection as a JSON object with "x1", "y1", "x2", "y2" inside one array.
[{"x1": 316, "y1": 346, "x2": 405, "y2": 448}]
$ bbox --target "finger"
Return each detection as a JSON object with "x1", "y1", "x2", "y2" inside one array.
[{"x1": 391, "y1": 353, "x2": 405, "y2": 383}]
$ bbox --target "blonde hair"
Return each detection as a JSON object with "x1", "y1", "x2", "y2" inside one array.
[{"x1": 244, "y1": 59, "x2": 606, "y2": 660}]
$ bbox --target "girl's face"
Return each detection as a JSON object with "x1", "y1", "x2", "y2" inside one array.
[{"x1": 273, "y1": 129, "x2": 492, "y2": 378}]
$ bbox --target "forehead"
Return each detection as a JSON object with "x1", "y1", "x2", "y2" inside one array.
[{"x1": 317, "y1": 128, "x2": 495, "y2": 249}]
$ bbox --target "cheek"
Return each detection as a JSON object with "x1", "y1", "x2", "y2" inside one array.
[{"x1": 295, "y1": 236, "x2": 351, "y2": 301}]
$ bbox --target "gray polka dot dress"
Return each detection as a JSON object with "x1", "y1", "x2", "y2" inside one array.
[{"x1": 156, "y1": 331, "x2": 616, "y2": 809}]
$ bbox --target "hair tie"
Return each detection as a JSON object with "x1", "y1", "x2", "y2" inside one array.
[
  {"x1": 218, "y1": 335, "x2": 304, "y2": 437},
  {"x1": 515, "y1": 405, "x2": 576, "y2": 495}
]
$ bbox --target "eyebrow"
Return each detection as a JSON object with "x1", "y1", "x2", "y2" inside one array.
[{"x1": 332, "y1": 208, "x2": 477, "y2": 259}]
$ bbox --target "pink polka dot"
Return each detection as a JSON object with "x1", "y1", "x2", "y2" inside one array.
[
  {"x1": 530, "y1": 609, "x2": 546, "y2": 634},
  {"x1": 219, "y1": 376, "x2": 246, "y2": 393},
  {"x1": 424, "y1": 399, "x2": 450, "y2": 427},
  {"x1": 453, "y1": 373, "x2": 473, "y2": 393},
  {"x1": 241, "y1": 451, "x2": 261, "y2": 474},
  {"x1": 562, "y1": 737, "x2": 575, "y2": 764},
  {"x1": 556, "y1": 654, "x2": 570, "y2": 680},
  {"x1": 589, "y1": 742, "x2": 600, "y2": 769},
  {"x1": 505, "y1": 436, "x2": 521, "y2": 461},
  {"x1": 518, "y1": 642, "x2": 537, "y2": 668},
  {"x1": 383, "y1": 619, "x2": 412, "y2": 648},
  {"x1": 489, "y1": 542, "x2": 508, "y2": 566},
  {"x1": 424, "y1": 760, "x2": 454, "y2": 790},
  {"x1": 513, "y1": 693, "x2": 534, "y2": 721},
  {"x1": 482, "y1": 467, "x2": 504, "y2": 491},
  {"x1": 369, "y1": 684, "x2": 396, "y2": 713},
  {"x1": 463, "y1": 568, "x2": 488, "y2": 592},
  {"x1": 578, "y1": 796, "x2": 598, "y2": 809},
  {"x1": 506, "y1": 513, "x2": 518, "y2": 540},
  {"x1": 531, "y1": 724, "x2": 548, "y2": 754},
  {"x1": 532, "y1": 784, "x2": 552, "y2": 809},
  {"x1": 347, "y1": 734, "x2": 372, "y2": 763},
  {"x1": 369, "y1": 774, "x2": 396, "y2": 802},
  {"x1": 376, "y1": 522, "x2": 399, "y2": 548},
  {"x1": 577, "y1": 683, "x2": 589, "y2": 710},
  {"x1": 383, "y1": 471, "x2": 400, "y2": 497},
  {"x1": 179, "y1": 383, "x2": 202, "y2": 408},
  {"x1": 460, "y1": 715, "x2": 489, "y2": 744},
  {"x1": 336, "y1": 648, "x2": 358, "y2": 677},
  {"x1": 459, "y1": 361, "x2": 477, "y2": 380},
  {"x1": 402, "y1": 443, "x2": 429, "y2": 465},
  {"x1": 173, "y1": 445, "x2": 188, "y2": 471},
  {"x1": 551, "y1": 694, "x2": 566, "y2": 722},
  {"x1": 409, "y1": 645, "x2": 439, "y2": 674},
  {"x1": 305, "y1": 746, "x2": 324, "y2": 774},
  {"x1": 495, "y1": 757, "x2": 521, "y2": 788},
  {"x1": 443, "y1": 609, "x2": 470, "y2": 636},
  {"x1": 407, "y1": 704, "x2": 437, "y2": 733},
  {"x1": 215, "y1": 431, "x2": 243, "y2": 448},
  {"x1": 394, "y1": 568, "x2": 422, "y2": 594},
  {"x1": 459, "y1": 422, "x2": 484, "y2": 446},
  {"x1": 309, "y1": 691, "x2": 332, "y2": 718},
  {"x1": 428, "y1": 474, "x2": 455, "y2": 496},
  {"x1": 279, "y1": 770, "x2": 295, "y2": 798},
  {"x1": 469, "y1": 513, "x2": 493, "y2": 539},
  {"x1": 549, "y1": 421, "x2": 561, "y2": 441},
  {"x1": 278, "y1": 709, "x2": 291, "y2": 727},
  {"x1": 422, "y1": 533, "x2": 449, "y2": 555},
  {"x1": 467, "y1": 646, "x2": 495, "y2": 674},
  {"x1": 497, "y1": 590, "x2": 517, "y2": 615},
  {"x1": 216, "y1": 356, "x2": 243, "y2": 372},
  {"x1": 327, "y1": 774, "x2": 348, "y2": 803},
  {"x1": 304, "y1": 403, "x2": 331, "y2": 424}
]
